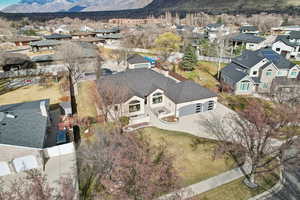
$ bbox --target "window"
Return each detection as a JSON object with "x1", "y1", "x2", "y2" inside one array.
[
  {"x1": 290, "y1": 70, "x2": 298, "y2": 77},
  {"x1": 240, "y1": 81, "x2": 250, "y2": 91},
  {"x1": 252, "y1": 71, "x2": 258, "y2": 75},
  {"x1": 129, "y1": 100, "x2": 140, "y2": 113},
  {"x1": 266, "y1": 70, "x2": 272, "y2": 76},
  {"x1": 262, "y1": 83, "x2": 268, "y2": 88},
  {"x1": 152, "y1": 92, "x2": 163, "y2": 104},
  {"x1": 196, "y1": 103, "x2": 202, "y2": 113},
  {"x1": 276, "y1": 48, "x2": 280, "y2": 52},
  {"x1": 208, "y1": 101, "x2": 214, "y2": 110}
]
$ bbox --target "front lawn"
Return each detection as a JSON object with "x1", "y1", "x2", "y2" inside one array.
[
  {"x1": 176, "y1": 61, "x2": 226, "y2": 91},
  {"x1": 195, "y1": 170, "x2": 279, "y2": 200},
  {"x1": 139, "y1": 127, "x2": 236, "y2": 186},
  {"x1": 0, "y1": 81, "x2": 64, "y2": 105}
]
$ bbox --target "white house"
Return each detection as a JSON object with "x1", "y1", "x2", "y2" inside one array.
[
  {"x1": 205, "y1": 23, "x2": 230, "y2": 41},
  {"x1": 272, "y1": 31, "x2": 300, "y2": 61},
  {"x1": 230, "y1": 33, "x2": 266, "y2": 51},
  {"x1": 98, "y1": 69, "x2": 218, "y2": 124},
  {"x1": 127, "y1": 54, "x2": 152, "y2": 69}
]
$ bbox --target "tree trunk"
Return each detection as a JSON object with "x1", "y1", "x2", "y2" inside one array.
[{"x1": 69, "y1": 72, "x2": 77, "y2": 114}]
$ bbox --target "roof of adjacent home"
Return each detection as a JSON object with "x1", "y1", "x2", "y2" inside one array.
[
  {"x1": 290, "y1": 31, "x2": 300, "y2": 39},
  {"x1": 206, "y1": 23, "x2": 223, "y2": 29},
  {"x1": 0, "y1": 99, "x2": 49, "y2": 149},
  {"x1": 44, "y1": 33, "x2": 72, "y2": 40},
  {"x1": 11, "y1": 36, "x2": 41, "y2": 43},
  {"x1": 127, "y1": 54, "x2": 149, "y2": 64},
  {"x1": 221, "y1": 62, "x2": 248, "y2": 83},
  {"x1": 233, "y1": 49, "x2": 295, "y2": 69},
  {"x1": 94, "y1": 27, "x2": 120, "y2": 34},
  {"x1": 275, "y1": 33, "x2": 300, "y2": 47},
  {"x1": 230, "y1": 33, "x2": 265, "y2": 44},
  {"x1": 30, "y1": 39, "x2": 61, "y2": 47},
  {"x1": 240, "y1": 26, "x2": 258, "y2": 32},
  {"x1": 98, "y1": 69, "x2": 217, "y2": 104}
]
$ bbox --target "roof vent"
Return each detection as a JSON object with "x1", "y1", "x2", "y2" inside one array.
[
  {"x1": 6, "y1": 113, "x2": 16, "y2": 119},
  {"x1": 40, "y1": 101, "x2": 48, "y2": 117}
]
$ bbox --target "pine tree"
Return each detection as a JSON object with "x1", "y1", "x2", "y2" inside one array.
[{"x1": 179, "y1": 44, "x2": 198, "y2": 71}]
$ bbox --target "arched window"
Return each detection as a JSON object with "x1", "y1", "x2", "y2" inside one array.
[
  {"x1": 129, "y1": 100, "x2": 140, "y2": 113},
  {"x1": 152, "y1": 92, "x2": 163, "y2": 104},
  {"x1": 290, "y1": 69, "x2": 298, "y2": 77}
]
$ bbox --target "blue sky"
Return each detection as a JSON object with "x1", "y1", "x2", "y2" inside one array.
[{"x1": 0, "y1": 0, "x2": 20, "y2": 9}]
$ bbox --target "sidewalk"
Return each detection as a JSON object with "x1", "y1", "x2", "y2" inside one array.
[{"x1": 158, "y1": 163, "x2": 251, "y2": 200}]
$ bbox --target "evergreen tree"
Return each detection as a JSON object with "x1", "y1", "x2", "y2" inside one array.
[{"x1": 179, "y1": 44, "x2": 197, "y2": 71}]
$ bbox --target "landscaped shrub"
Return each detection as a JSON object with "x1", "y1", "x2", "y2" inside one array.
[{"x1": 119, "y1": 116, "x2": 130, "y2": 127}]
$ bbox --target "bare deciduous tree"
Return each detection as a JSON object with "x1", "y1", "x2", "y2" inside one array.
[
  {"x1": 202, "y1": 99, "x2": 300, "y2": 187},
  {"x1": 0, "y1": 170, "x2": 76, "y2": 200},
  {"x1": 77, "y1": 127, "x2": 181, "y2": 200}
]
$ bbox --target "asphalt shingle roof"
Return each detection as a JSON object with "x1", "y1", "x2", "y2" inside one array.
[
  {"x1": 0, "y1": 99, "x2": 49, "y2": 149},
  {"x1": 290, "y1": 31, "x2": 300, "y2": 40},
  {"x1": 44, "y1": 34, "x2": 72, "y2": 40},
  {"x1": 221, "y1": 62, "x2": 247, "y2": 83},
  {"x1": 127, "y1": 54, "x2": 149, "y2": 64},
  {"x1": 240, "y1": 26, "x2": 258, "y2": 32},
  {"x1": 98, "y1": 69, "x2": 217, "y2": 104},
  {"x1": 230, "y1": 33, "x2": 265, "y2": 44},
  {"x1": 30, "y1": 40, "x2": 61, "y2": 47}
]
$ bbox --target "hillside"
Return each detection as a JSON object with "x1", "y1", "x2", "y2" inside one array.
[{"x1": 145, "y1": 0, "x2": 300, "y2": 12}]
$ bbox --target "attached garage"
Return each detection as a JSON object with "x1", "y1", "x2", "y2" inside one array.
[{"x1": 178, "y1": 101, "x2": 215, "y2": 117}]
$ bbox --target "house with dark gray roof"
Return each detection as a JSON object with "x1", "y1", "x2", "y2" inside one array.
[
  {"x1": 44, "y1": 33, "x2": 72, "y2": 40},
  {"x1": 127, "y1": 54, "x2": 151, "y2": 69},
  {"x1": 272, "y1": 31, "x2": 300, "y2": 61},
  {"x1": 30, "y1": 40, "x2": 61, "y2": 52},
  {"x1": 240, "y1": 26, "x2": 259, "y2": 34},
  {"x1": 220, "y1": 48, "x2": 300, "y2": 95},
  {"x1": 230, "y1": 33, "x2": 265, "y2": 51},
  {"x1": 97, "y1": 69, "x2": 217, "y2": 122}
]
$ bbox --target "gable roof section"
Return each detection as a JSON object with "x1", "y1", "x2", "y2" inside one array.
[
  {"x1": 290, "y1": 31, "x2": 300, "y2": 40},
  {"x1": 0, "y1": 99, "x2": 49, "y2": 149},
  {"x1": 230, "y1": 33, "x2": 265, "y2": 44},
  {"x1": 127, "y1": 54, "x2": 149, "y2": 64},
  {"x1": 240, "y1": 26, "x2": 258, "y2": 32},
  {"x1": 233, "y1": 50, "x2": 264, "y2": 68},
  {"x1": 221, "y1": 62, "x2": 248, "y2": 84},
  {"x1": 98, "y1": 69, "x2": 217, "y2": 104},
  {"x1": 275, "y1": 35, "x2": 300, "y2": 47}
]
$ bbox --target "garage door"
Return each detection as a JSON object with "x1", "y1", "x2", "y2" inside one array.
[{"x1": 178, "y1": 103, "x2": 202, "y2": 117}]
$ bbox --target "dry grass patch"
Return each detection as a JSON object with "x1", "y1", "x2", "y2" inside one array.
[
  {"x1": 77, "y1": 80, "x2": 97, "y2": 118},
  {"x1": 139, "y1": 127, "x2": 236, "y2": 186},
  {"x1": 176, "y1": 61, "x2": 226, "y2": 91},
  {"x1": 0, "y1": 82, "x2": 63, "y2": 105}
]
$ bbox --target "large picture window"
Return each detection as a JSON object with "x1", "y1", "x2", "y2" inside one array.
[
  {"x1": 240, "y1": 81, "x2": 250, "y2": 91},
  {"x1": 129, "y1": 100, "x2": 141, "y2": 113},
  {"x1": 152, "y1": 92, "x2": 163, "y2": 104}
]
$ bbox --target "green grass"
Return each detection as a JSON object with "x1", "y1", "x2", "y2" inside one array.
[
  {"x1": 195, "y1": 171, "x2": 279, "y2": 200},
  {"x1": 292, "y1": 61, "x2": 300, "y2": 65},
  {"x1": 176, "y1": 61, "x2": 226, "y2": 91},
  {"x1": 139, "y1": 127, "x2": 236, "y2": 186}
]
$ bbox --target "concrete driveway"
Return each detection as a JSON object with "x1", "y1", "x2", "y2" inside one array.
[{"x1": 149, "y1": 103, "x2": 235, "y2": 140}]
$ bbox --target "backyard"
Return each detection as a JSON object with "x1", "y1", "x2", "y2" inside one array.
[
  {"x1": 0, "y1": 81, "x2": 64, "y2": 105},
  {"x1": 139, "y1": 127, "x2": 237, "y2": 186},
  {"x1": 176, "y1": 61, "x2": 226, "y2": 91},
  {"x1": 76, "y1": 80, "x2": 98, "y2": 118}
]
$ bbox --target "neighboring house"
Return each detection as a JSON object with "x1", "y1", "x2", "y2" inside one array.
[
  {"x1": 30, "y1": 40, "x2": 61, "y2": 52},
  {"x1": 0, "y1": 52, "x2": 34, "y2": 72},
  {"x1": 127, "y1": 54, "x2": 152, "y2": 69},
  {"x1": 94, "y1": 27, "x2": 121, "y2": 37},
  {"x1": 271, "y1": 25, "x2": 300, "y2": 35},
  {"x1": 220, "y1": 48, "x2": 300, "y2": 95},
  {"x1": 71, "y1": 32, "x2": 96, "y2": 39},
  {"x1": 53, "y1": 25, "x2": 71, "y2": 34},
  {"x1": 272, "y1": 31, "x2": 300, "y2": 61},
  {"x1": 44, "y1": 34, "x2": 72, "y2": 40},
  {"x1": 98, "y1": 69, "x2": 217, "y2": 123},
  {"x1": 97, "y1": 33, "x2": 122, "y2": 44},
  {"x1": 11, "y1": 36, "x2": 41, "y2": 47},
  {"x1": 205, "y1": 23, "x2": 229, "y2": 41},
  {"x1": 0, "y1": 100, "x2": 77, "y2": 194},
  {"x1": 230, "y1": 33, "x2": 266, "y2": 51},
  {"x1": 240, "y1": 26, "x2": 259, "y2": 34}
]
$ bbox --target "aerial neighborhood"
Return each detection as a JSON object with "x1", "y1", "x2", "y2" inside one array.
[{"x1": 0, "y1": 1, "x2": 299, "y2": 200}]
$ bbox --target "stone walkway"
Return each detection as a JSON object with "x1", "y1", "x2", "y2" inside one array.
[{"x1": 158, "y1": 163, "x2": 251, "y2": 200}]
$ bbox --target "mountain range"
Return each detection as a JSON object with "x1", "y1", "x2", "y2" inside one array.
[
  {"x1": 2, "y1": 0, "x2": 153, "y2": 13},
  {"x1": 1, "y1": 0, "x2": 300, "y2": 13}
]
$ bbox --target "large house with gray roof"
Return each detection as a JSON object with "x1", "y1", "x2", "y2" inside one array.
[
  {"x1": 0, "y1": 99, "x2": 77, "y2": 193},
  {"x1": 230, "y1": 33, "x2": 265, "y2": 51},
  {"x1": 220, "y1": 48, "x2": 300, "y2": 95},
  {"x1": 272, "y1": 31, "x2": 300, "y2": 61},
  {"x1": 98, "y1": 69, "x2": 217, "y2": 123}
]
